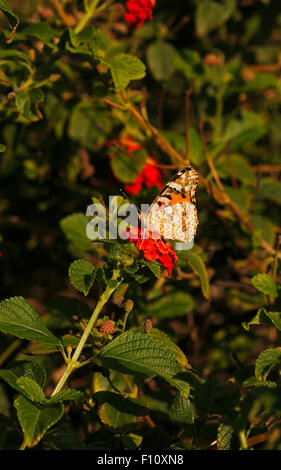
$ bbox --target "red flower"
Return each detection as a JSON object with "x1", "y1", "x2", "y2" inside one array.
[
  {"x1": 124, "y1": 0, "x2": 155, "y2": 28},
  {"x1": 100, "y1": 320, "x2": 115, "y2": 335},
  {"x1": 124, "y1": 227, "x2": 178, "y2": 275}
]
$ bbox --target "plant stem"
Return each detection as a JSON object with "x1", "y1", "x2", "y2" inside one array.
[
  {"x1": 238, "y1": 429, "x2": 249, "y2": 450},
  {"x1": 19, "y1": 270, "x2": 121, "y2": 450},
  {"x1": 51, "y1": 271, "x2": 121, "y2": 396},
  {"x1": 74, "y1": 0, "x2": 101, "y2": 33}
]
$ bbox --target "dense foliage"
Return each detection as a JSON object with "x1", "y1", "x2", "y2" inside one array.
[{"x1": 0, "y1": 0, "x2": 281, "y2": 451}]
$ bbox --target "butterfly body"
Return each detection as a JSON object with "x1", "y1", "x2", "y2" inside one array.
[{"x1": 141, "y1": 166, "x2": 199, "y2": 244}]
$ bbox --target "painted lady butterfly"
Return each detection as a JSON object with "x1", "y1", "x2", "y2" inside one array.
[{"x1": 140, "y1": 166, "x2": 199, "y2": 247}]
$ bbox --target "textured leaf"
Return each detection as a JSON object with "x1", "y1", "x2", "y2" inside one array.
[
  {"x1": 16, "y1": 377, "x2": 46, "y2": 403},
  {"x1": 251, "y1": 273, "x2": 278, "y2": 297},
  {"x1": 255, "y1": 348, "x2": 281, "y2": 381},
  {"x1": 0, "y1": 360, "x2": 46, "y2": 393},
  {"x1": 0, "y1": 297, "x2": 60, "y2": 345},
  {"x1": 97, "y1": 330, "x2": 186, "y2": 393},
  {"x1": 0, "y1": 144, "x2": 6, "y2": 152},
  {"x1": 14, "y1": 395, "x2": 63, "y2": 448},
  {"x1": 66, "y1": 26, "x2": 111, "y2": 58},
  {"x1": 146, "y1": 41, "x2": 176, "y2": 81},
  {"x1": 95, "y1": 391, "x2": 148, "y2": 431},
  {"x1": 48, "y1": 388, "x2": 85, "y2": 403},
  {"x1": 68, "y1": 259, "x2": 96, "y2": 295},
  {"x1": 169, "y1": 393, "x2": 194, "y2": 424},
  {"x1": 109, "y1": 53, "x2": 146, "y2": 89},
  {"x1": 217, "y1": 421, "x2": 234, "y2": 450},
  {"x1": 147, "y1": 328, "x2": 189, "y2": 368}
]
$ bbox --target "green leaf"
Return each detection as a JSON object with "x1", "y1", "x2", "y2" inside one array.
[
  {"x1": 0, "y1": 297, "x2": 60, "y2": 345},
  {"x1": 95, "y1": 391, "x2": 148, "y2": 431},
  {"x1": 66, "y1": 26, "x2": 111, "y2": 58},
  {"x1": 23, "y1": 21, "x2": 56, "y2": 47},
  {"x1": 0, "y1": 360, "x2": 46, "y2": 393},
  {"x1": 108, "y1": 53, "x2": 146, "y2": 89},
  {"x1": 14, "y1": 395, "x2": 64, "y2": 448},
  {"x1": 110, "y1": 148, "x2": 146, "y2": 183},
  {"x1": 97, "y1": 330, "x2": 186, "y2": 393},
  {"x1": 68, "y1": 259, "x2": 96, "y2": 295},
  {"x1": 217, "y1": 421, "x2": 234, "y2": 450},
  {"x1": 241, "y1": 72, "x2": 281, "y2": 93},
  {"x1": 222, "y1": 110, "x2": 266, "y2": 150},
  {"x1": 147, "y1": 290, "x2": 195, "y2": 319},
  {"x1": 251, "y1": 273, "x2": 278, "y2": 297},
  {"x1": 250, "y1": 214, "x2": 275, "y2": 247},
  {"x1": 258, "y1": 178, "x2": 281, "y2": 206},
  {"x1": 141, "y1": 260, "x2": 161, "y2": 279},
  {"x1": 264, "y1": 311, "x2": 281, "y2": 331},
  {"x1": 16, "y1": 377, "x2": 46, "y2": 403},
  {"x1": 15, "y1": 89, "x2": 44, "y2": 122},
  {"x1": 216, "y1": 154, "x2": 256, "y2": 186},
  {"x1": 48, "y1": 388, "x2": 85, "y2": 403},
  {"x1": 68, "y1": 102, "x2": 112, "y2": 151},
  {"x1": 169, "y1": 393, "x2": 195, "y2": 424},
  {"x1": 0, "y1": 144, "x2": 6, "y2": 152},
  {"x1": 196, "y1": 0, "x2": 236, "y2": 37},
  {"x1": 0, "y1": 0, "x2": 19, "y2": 43},
  {"x1": 142, "y1": 327, "x2": 189, "y2": 368},
  {"x1": 255, "y1": 348, "x2": 281, "y2": 381},
  {"x1": 242, "y1": 307, "x2": 274, "y2": 331},
  {"x1": 146, "y1": 41, "x2": 177, "y2": 81},
  {"x1": 188, "y1": 127, "x2": 205, "y2": 165},
  {"x1": 60, "y1": 212, "x2": 92, "y2": 251},
  {"x1": 185, "y1": 248, "x2": 210, "y2": 299}
]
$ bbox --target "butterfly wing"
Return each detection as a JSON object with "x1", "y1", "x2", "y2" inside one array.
[{"x1": 143, "y1": 166, "x2": 199, "y2": 242}]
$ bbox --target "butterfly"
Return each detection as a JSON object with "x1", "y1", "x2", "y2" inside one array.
[{"x1": 140, "y1": 166, "x2": 199, "y2": 245}]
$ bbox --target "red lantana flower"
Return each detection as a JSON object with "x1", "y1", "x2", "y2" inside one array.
[
  {"x1": 124, "y1": 226, "x2": 178, "y2": 275},
  {"x1": 124, "y1": 0, "x2": 155, "y2": 28}
]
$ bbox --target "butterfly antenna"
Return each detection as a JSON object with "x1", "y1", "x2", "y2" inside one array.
[{"x1": 119, "y1": 188, "x2": 141, "y2": 214}]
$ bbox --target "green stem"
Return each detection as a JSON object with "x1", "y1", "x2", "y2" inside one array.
[
  {"x1": 51, "y1": 272, "x2": 121, "y2": 396},
  {"x1": 19, "y1": 269, "x2": 122, "y2": 450},
  {"x1": 214, "y1": 87, "x2": 225, "y2": 140},
  {"x1": 238, "y1": 429, "x2": 249, "y2": 450},
  {"x1": 74, "y1": 0, "x2": 101, "y2": 33}
]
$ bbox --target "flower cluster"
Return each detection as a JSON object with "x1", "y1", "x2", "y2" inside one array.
[
  {"x1": 124, "y1": 0, "x2": 155, "y2": 28},
  {"x1": 99, "y1": 320, "x2": 115, "y2": 335},
  {"x1": 107, "y1": 136, "x2": 163, "y2": 195},
  {"x1": 124, "y1": 226, "x2": 178, "y2": 275}
]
